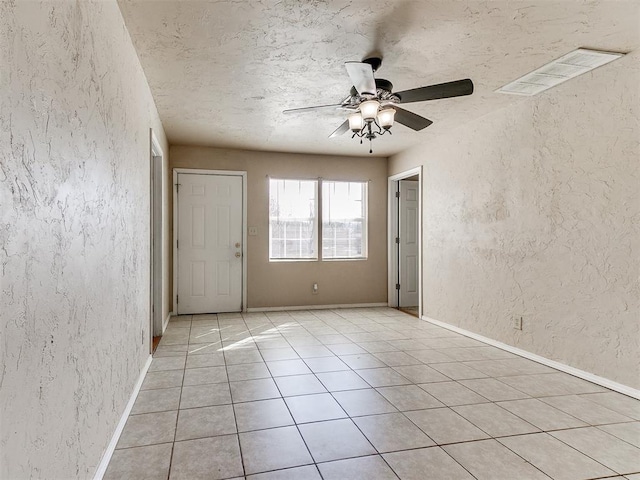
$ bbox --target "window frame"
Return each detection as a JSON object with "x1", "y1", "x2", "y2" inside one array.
[
  {"x1": 268, "y1": 177, "x2": 369, "y2": 263},
  {"x1": 268, "y1": 178, "x2": 319, "y2": 262},
  {"x1": 321, "y1": 180, "x2": 368, "y2": 261}
]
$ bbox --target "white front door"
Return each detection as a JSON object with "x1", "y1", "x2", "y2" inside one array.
[
  {"x1": 177, "y1": 173, "x2": 243, "y2": 314},
  {"x1": 399, "y1": 180, "x2": 419, "y2": 307}
]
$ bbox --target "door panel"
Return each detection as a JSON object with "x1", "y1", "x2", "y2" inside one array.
[
  {"x1": 399, "y1": 180, "x2": 419, "y2": 307},
  {"x1": 217, "y1": 261, "x2": 230, "y2": 295},
  {"x1": 217, "y1": 205, "x2": 230, "y2": 246},
  {"x1": 191, "y1": 205, "x2": 205, "y2": 246},
  {"x1": 178, "y1": 173, "x2": 243, "y2": 314},
  {"x1": 190, "y1": 262, "x2": 205, "y2": 297},
  {"x1": 405, "y1": 255, "x2": 418, "y2": 293}
]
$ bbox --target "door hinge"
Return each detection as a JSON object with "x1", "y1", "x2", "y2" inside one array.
[
  {"x1": 395, "y1": 283, "x2": 400, "y2": 290},
  {"x1": 176, "y1": 183, "x2": 180, "y2": 192},
  {"x1": 177, "y1": 239, "x2": 179, "y2": 249},
  {"x1": 395, "y1": 191, "x2": 400, "y2": 198},
  {"x1": 176, "y1": 295, "x2": 179, "y2": 304},
  {"x1": 395, "y1": 237, "x2": 400, "y2": 244}
]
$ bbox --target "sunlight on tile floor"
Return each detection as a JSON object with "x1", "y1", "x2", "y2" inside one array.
[{"x1": 105, "y1": 308, "x2": 640, "y2": 480}]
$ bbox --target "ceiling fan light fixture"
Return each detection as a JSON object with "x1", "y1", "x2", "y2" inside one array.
[
  {"x1": 348, "y1": 113, "x2": 364, "y2": 132},
  {"x1": 285, "y1": 57, "x2": 474, "y2": 155},
  {"x1": 377, "y1": 108, "x2": 396, "y2": 129},
  {"x1": 359, "y1": 100, "x2": 380, "y2": 122}
]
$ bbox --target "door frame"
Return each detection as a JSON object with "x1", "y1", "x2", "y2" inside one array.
[
  {"x1": 173, "y1": 168, "x2": 248, "y2": 313},
  {"x1": 387, "y1": 166, "x2": 423, "y2": 317},
  {"x1": 150, "y1": 131, "x2": 164, "y2": 350}
]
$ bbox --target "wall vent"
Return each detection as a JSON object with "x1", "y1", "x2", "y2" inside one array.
[{"x1": 496, "y1": 48, "x2": 625, "y2": 96}]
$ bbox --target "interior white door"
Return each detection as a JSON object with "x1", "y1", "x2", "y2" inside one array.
[
  {"x1": 177, "y1": 173, "x2": 243, "y2": 314},
  {"x1": 399, "y1": 180, "x2": 419, "y2": 307}
]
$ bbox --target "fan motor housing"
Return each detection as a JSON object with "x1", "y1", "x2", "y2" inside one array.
[{"x1": 362, "y1": 57, "x2": 383, "y2": 72}]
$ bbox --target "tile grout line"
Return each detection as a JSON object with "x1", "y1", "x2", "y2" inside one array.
[
  {"x1": 300, "y1": 311, "x2": 606, "y2": 479},
  {"x1": 154, "y1": 316, "x2": 193, "y2": 480},
  {"x1": 121, "y1": 308, "x2": 640, "y2": 480},
  {"x1": 254, "y1": 310, "x2": 639, "y2": 478},
  {"x1": 538, "y1": 427, "x2": 639, "y2": 477},
  {"x1": 303, "y1": 309, "x2": 399, "y2": 479},
  {"x1": 168, "y1": 314, "x2": 192, "y2": 479},
  {"x1": 221, "y1": 315, "x2": 247, "y2": 479},
  {"x1": 295, "y1": 311, "x2": 419, "y2": 479},
  {"x1": 266, "y1": 308, "x2": 375, "y2": 477},
  {"x1": 255, "y1": 323, "x2": 318, "y2": 477},
  {"x1": 495, "y1": 431, "x2": 615, "y2": 480}
]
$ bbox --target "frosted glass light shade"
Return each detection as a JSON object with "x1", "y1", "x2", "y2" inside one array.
[
  {"x1": 378, "y1": 108, "x2": 395, "y2": 129},
  {"x1": 348, "y1": 113, "x2": 364, "y2": 132},
  {"x1": 359, "y1": 100, "x2": 380, "y2": 121}
]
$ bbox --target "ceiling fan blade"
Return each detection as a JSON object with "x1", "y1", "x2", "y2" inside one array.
[
  {"x1": 283, "y1": 103, "x2": 345, "y2": 114},
  {"x1": 345, "y1": 61, "x2": 377, "y2": 96},
  {"x1": 329, "y1": 120, "x2": 350, "y2": 138},
  {"x1": 396, "y1": 79, "x2": 474, "y2": 104},
  {"x1": 394, "y1": 107, "x2": 433, "y2": 131}
]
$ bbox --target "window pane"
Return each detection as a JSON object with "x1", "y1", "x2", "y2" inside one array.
[
  {"x1": 269, "y1": 178, "x2": 318, "y2": 260},
  {"x1": 322, "y1": 181, "x2": 367, "y2": 259}
]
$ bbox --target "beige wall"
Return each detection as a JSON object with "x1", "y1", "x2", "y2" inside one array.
[
  {"x1": 389, "y1": 51, "x2": 640, "y2": 388},
  {"x1": 170, "y1": 146, "x2": 388, "y2": 309},
  {"x1": 0, "y1": 1, "x2": 168, "y2": 478}
]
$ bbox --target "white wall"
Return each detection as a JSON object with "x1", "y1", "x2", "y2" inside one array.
[
  {"x1": 0, "y1": 1, "x2": 168, "y2": 478},
  {"x1": 390, "y1": 51, "x2": 639, "y2": 389}
]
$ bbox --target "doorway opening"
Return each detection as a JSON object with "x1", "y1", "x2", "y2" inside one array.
[
  {"x1": 173, "y1": 169, "x2": 247, "y2": 315},
  {"x1": 150, "y1": 132, "x2": 164, "y2": 353},
  {"x1": 388, "y1": 167, "x2": 422, "y2": 318}
]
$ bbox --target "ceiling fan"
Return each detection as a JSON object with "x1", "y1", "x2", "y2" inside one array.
[{"x1": 283, "y1": 57, "x2": 474, "y2": 153}]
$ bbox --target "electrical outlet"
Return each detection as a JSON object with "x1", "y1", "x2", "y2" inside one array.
[
  {"x1": 513, "y1": 316, "x2": 523, "y2": 330},
  {"x1": 312, "y1": 283, "x2": 318, "y2": 294}
]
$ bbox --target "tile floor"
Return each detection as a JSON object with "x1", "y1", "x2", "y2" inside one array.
[{"x1": 105, "y1": 308, "x2": 640, "y2": 480}]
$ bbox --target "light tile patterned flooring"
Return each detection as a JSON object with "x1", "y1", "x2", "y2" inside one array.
[{"x1": 105, "y1": 308, "x2": 640, "y2": 480}]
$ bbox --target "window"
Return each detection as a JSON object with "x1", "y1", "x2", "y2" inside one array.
[
  {"x1": 269, "y1": 178, "x2": 318, "y2": 260},
  {"x1": 322, "y1": 181, "x2": 367, "y2": 259},
  {"x1": 269, "y1": 178, "x2": 367, "y2": 261}
]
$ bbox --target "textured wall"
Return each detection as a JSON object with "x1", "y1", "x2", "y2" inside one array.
[
  {"x1": 390, "y1": 51, "x2": 640, "y2": 388},
  {"x1": 170, "y1": 146, "x2": 388, "y2": 309},
  {"x1": 0, "y1": 1, "x2": 168, "y2": 478}
]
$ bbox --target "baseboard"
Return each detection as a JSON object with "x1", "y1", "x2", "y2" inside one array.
[
  {"x1": 247, "y1": 302, "x2": 388, "y2": 313},
  {"x1": 93, "y1": 354, "x2": 153, "y2": 480},
  {"x1": 422, "y1": 316, "x2": 640, "y2": 400}
]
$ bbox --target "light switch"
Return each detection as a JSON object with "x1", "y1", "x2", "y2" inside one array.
[{"x1": 248, "y1": 226, "x2": 258, "y2": 236}]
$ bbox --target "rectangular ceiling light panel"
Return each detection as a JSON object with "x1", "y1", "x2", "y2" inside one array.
[{"x1": 497, "y1": 48, "x2": 624, "y2": 96}]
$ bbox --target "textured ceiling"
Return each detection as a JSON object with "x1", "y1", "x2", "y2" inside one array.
[{"x1": 118, "y1": 0, "x2": 639, "y2": 157}]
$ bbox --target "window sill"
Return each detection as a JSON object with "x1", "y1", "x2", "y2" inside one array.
[
  {"x1": 322, "y1": 257, "x2": 368, "y2": 262},
  {"x1": 269, "y1": 258, "x2": 319, "y2": 263},
  {"x1": 268, "y1": 257, "x2": 368, "y2": 263}
]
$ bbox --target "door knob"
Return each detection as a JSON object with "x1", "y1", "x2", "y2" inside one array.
[
  {"x1": 235, "y1": 252, "x2": 241, "y2": 258},
  {"x1": 235, "y1": 242, "x2": 241, "y2": 248}
]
